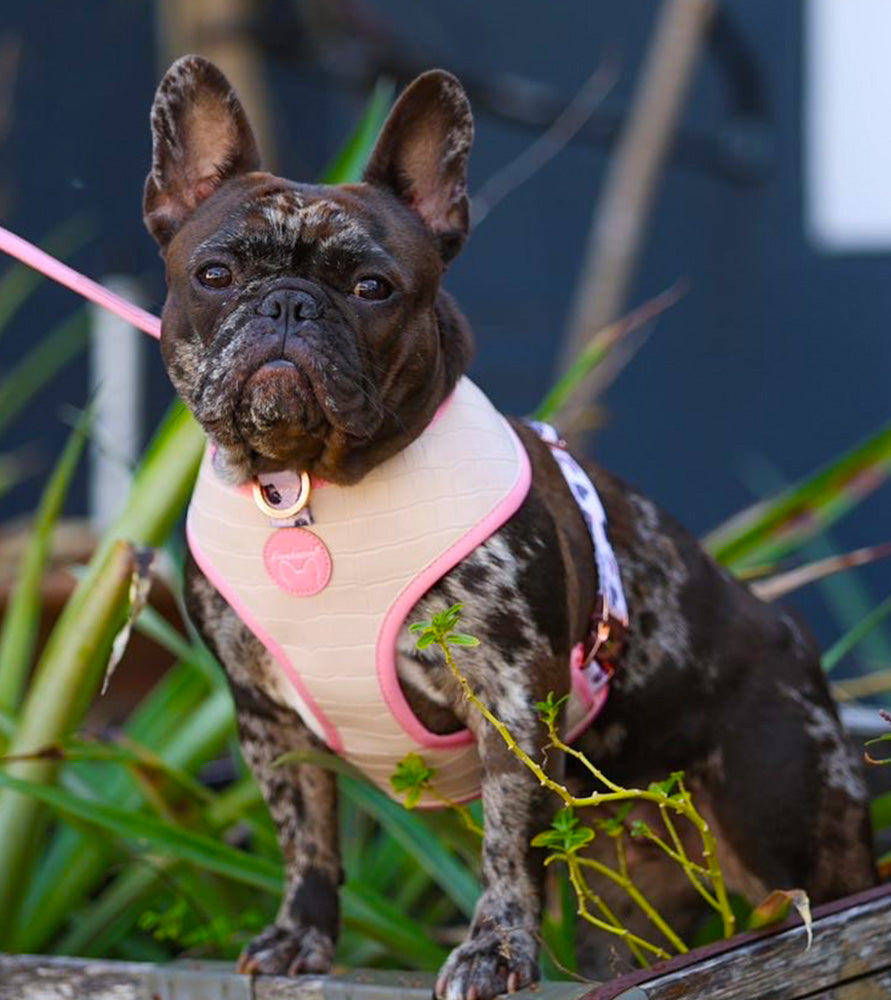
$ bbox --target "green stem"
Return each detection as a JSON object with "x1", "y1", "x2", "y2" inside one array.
[
  {"x1": 546, "y1": 720, "x2": 626, "y2": 794},
  {"x1": 574, "y1": 853, "x2": 688, "y2": 955},
  {"x1": 427, "y1": 787, "x2": 484, "y2": 838},
  {"x1": 572, "y1": 862, "x2": 648, "y2": 967},
  {"x1": 657, "y1": 804, "x2": 717, "y2": 908},
  {"x1": 676, "y1": 783, "x2": 735, "y2": 938},
  {"x1": 438, "y1": 642, "x2": 573, "y2": 805},
  {"x1": 564, "y1": 855, "x2": 665, "y2": 963},
  {"x1": 436, "y1": 636, "x2": 736, "y2": 944}
]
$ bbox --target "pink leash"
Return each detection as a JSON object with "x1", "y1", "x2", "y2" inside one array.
[{"x1": 0, "y1": 224, "x2": 161, "y2": 339}]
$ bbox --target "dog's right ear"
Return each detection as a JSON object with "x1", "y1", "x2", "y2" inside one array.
[
  {"x1": 144, "y1": 55, "x2": 260, "y2": 247},
  {"x1": 363, "y1": 71, "x2": 473, "y2": 264}
]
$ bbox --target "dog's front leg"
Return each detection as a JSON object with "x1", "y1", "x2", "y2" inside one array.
[
  {"x1": 233, "y1": 683, "x2": 342, "y2": 976},
  {"x1": 435, "y1": 723, "x2": 550, "y2": 1000}
]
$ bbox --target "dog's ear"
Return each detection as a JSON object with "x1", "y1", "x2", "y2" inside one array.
[
  {"x1": 363, "y1": 70, "x2": 473, "y2": 263},
  {"x1": 144, "y1": 55, "x2": 260, "y2": 246}
]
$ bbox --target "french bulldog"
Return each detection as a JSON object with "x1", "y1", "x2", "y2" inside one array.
[{"x1": 144, "y1": 56, "x2": 876, "y2": 999}]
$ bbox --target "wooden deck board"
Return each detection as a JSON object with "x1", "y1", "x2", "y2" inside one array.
[
  {"x1": 0, "y1": 955, "x2": 589, "y2": 1000},
  {"x1": 592, "y1": 884, "x2": 891, "y2": 1000},
  {"x1": 1, "y1": 885, "x2": 889, "y2": 1000}
]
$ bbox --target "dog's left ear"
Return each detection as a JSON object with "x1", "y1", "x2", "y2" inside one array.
[
  {"x1": 144, "y1": 55, "x2": 261, "y2": 247},
  {"x1": 363, "y1": 71, "x2": 473, "y2": 263}
]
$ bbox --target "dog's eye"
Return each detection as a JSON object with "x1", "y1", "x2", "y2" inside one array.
[
  {"x1": 197, "y1": 263, "x2": 232, "y2": 289},
  {"x1": 352, "y1": 276, "x2": 390, "y2": 301}
]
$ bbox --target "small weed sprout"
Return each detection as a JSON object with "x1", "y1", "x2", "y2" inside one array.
[
  {"x1": 138, "y1": 899, "x2": 266, "y2": 952},
  {"x1": 397, "y1": 603, "x2": 737, "y2": 966}
]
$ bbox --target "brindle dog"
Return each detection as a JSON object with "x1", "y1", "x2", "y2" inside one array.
[{"x1": 143, "y1": 56, "x2": 875, "y2": 1000}]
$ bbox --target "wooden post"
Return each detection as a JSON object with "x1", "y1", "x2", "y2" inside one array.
[
  {"x1": 155, "y1": 0, "x2": 277, "y2": 168},
  {"x1": 556, "y1": 0, "x2": 715, "y2": 435}
]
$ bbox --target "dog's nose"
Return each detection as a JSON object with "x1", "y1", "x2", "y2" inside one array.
[{"x1": 258, "y1": 287, "x2": 324, "y2": 323}]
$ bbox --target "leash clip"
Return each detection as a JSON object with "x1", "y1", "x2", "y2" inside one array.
[
  {"x1": 585, "y1": 593, "x2": 613, "y2": 666},
  {"x1": 584, "y1": 593, "x2": 627, "y2": 669}
]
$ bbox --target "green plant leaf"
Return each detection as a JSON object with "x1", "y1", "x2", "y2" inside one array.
[
  {"x1": 872, "y1": 790, "x2": 891, "y2": 833},
  {"x1": 735, "y1": 458, "x2": 891, "y2": 661},
  {"x1": 647, "y1": 772, "x2": 682, "y2": 797},
  {"x1": 533, "y1": 284, "x2": 684, "y2": 422},
  {"x1": 341, "y1": 775, "x2": 480, "y2": 918},
  {"x1": 864, "y1": 715, "x2": 891, "y2": 766},
  {"x1": 0, "y1": 540, "x2": 140, "y2": 943},
  {"x1": 50, "y1": 776, "x2": 265, "y2": 957},
  {"x1": 447, "y1": 633, "x2": 480, "y2": 647},
  {"x1": 134, "y1": 603, "x2": 224, "y2": 688},
  {"x1": 747, "y1": 888, "x2": 813, "y2": 949},
  {"x1": 0, "y1": 450, "x2": 33, "y2": 500},
  {"x1": 0, "y1": 408, "x2": 92, "y2": 728},
  {"x1": 341, "y1": 879, "x2": 447, "y2": 970},
  {"x1": 0, "y1": 215, "x2": 94, "y2": 340},
  {"x1": 705, "y1": 418, "x2": 891, "y2": 570},
  {"x1": 13, "y1": 663, "x2": 223, "y2": 951},
  {"x1": 532, "y1": 807, "x2": 595, "y2": 854},
  {"x1": 535, "y1": 692, "x2": 569, "y2": 727},
  {"x1": 98, "y1": 401, "x2": 204, "y2": 556},
  {"x1": 596, "y1": 802, "x2": 634, "y2": 838},
  {"x1": 540, "y1": 870, "x2": 578, "y2": 979},
  {"x1": 823, "y1": 593, "x2": 891, "y2": 673},
  {"x1": 0, "y1": 397, "x2": 206, "y2": 945},
  {"x1": 321, "y1": 79, "x2": 395, "y2": 185},
  {"x1": 272, "y1": 747, "x2": 366, "y2": 781},
  {"x1": 0, "y1": 769, "x2": 283, "y2": 894},
  {"x1": 390, "y1": 753, "x2": 436, "y2": 801},
  {"x1": 0, "y1": 311, "x2": 88, "y2": 439}
]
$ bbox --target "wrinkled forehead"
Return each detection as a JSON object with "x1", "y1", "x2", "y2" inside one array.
[{"x1": 172, "y1": 176, "x2": 429, "y2": 277}]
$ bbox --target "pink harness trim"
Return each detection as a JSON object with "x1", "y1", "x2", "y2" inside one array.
[
  {"x1": 377, "y1": 422, "x2": 531, "y2": 750},
  {"x1": 186, "y1": 515, "x2": 345, "y2": 752}
]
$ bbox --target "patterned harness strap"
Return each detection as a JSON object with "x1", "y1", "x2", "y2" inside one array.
[{"x1": 527, "y1": 420, "x2": 629, "y2": 677}]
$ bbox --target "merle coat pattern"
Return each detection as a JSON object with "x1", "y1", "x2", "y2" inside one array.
[{"x1": 145, "y1": 56, "x2": 876, "y2": 1000}]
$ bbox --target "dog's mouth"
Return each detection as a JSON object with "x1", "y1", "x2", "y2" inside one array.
[{"x1": 232, "y1": 349, "x2": 380, "y2": 470}]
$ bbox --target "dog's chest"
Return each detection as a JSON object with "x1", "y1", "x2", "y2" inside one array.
[{"x1": 186, "y1": 378, "x2": 531, "y2": 805}]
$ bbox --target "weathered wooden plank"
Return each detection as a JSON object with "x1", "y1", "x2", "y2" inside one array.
[
  {"x1": 0, "y1": 956, "x2": 591, "y2": 1000},
  {"x1": 3, "y1": 887, "x2": 890, "y2": 1000},
  {"x1": 806, "y1": 967, "x2": 891, "y2": 999},
  {"x1": 595, "y1": 888, "x2": 891, "y2": 1000},
  {"x1": 254, "y1": 969, "x2": 590, "y2": 999},
  {"x1": 0, "y1": 954, "x2": 252, "y2": 1000}
]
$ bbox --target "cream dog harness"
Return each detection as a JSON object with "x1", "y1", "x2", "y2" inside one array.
[{"x1": 187, "y1": 377, "x2": 627, "y2": 807}]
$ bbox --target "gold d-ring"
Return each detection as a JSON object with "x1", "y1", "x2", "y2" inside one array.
[{"x1": 252, "y1": 471, "x2": 312, "y2": 519}]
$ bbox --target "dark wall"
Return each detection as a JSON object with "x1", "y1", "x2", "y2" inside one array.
[{"x1": 1, "y1": 0, "x2": 888, "y2": 650}]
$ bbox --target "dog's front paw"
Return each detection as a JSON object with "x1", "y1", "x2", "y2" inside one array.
[
  {"x1": 236, "y1": 923, "x2": 334, "y2": 976},
  {"x1": 434, "y1": 926, "x2": 539, "y2": 1000}
]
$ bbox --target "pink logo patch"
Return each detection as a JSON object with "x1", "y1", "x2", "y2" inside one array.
[{"x1": 263, "y1": 528, "x2": 332, "y2": 596}]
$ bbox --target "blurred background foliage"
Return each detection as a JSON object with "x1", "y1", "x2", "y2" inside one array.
[{"x1": 0, "y1": 0, "x2": 889, "y2": 977}]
